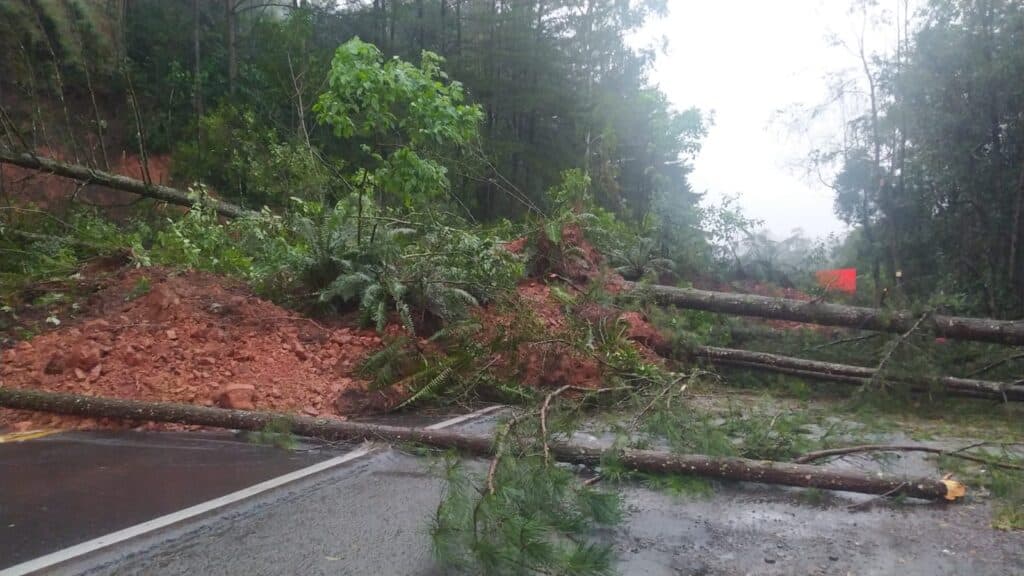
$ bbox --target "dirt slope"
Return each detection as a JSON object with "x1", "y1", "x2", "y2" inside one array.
[{"x1": 1, "y1": 268, "x2": 386, "y2": 431}]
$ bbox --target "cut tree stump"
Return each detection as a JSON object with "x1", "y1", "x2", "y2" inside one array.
[{"x1": 0, "y1": 388, "x2": 965, "y2": 501}]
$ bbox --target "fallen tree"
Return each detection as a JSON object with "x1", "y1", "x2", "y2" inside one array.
[
  {"x1": 0, "y1": 387, "x2": 964, "y2": 500},
  {"x1": 627, "y1": 281, "x2": 1024, "y2": 346},
  {"x1": 794, "y1": 443, "x2": 1024, "y2": 470},
  {"x1": 0, "y1": 149, "x2": 252, "y2": 219},
  {"x1": 691, "y1": 345, "x2": 1024, "y2": 402}
]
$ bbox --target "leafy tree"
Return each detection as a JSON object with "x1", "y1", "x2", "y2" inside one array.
[{"x1": 314, "y1": 37, "x2": 483, "y2": 210}]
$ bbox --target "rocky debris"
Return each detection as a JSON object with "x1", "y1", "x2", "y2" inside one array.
[
  {"x1": 68, "y1": 342, "x2": 102, "y2": 372},
  {"x1": 530, "y1": 223, "x2": 605, "y2": 283},
  {"x1": 619, "y1": 311, "x2": 668, "y2": 349},
  {"x1": 0, "y1": 268, "x2": 386, "y2": 431},
  {"x1": 1, "y1": 222, "x2": 676, "y2": 431},
  {"x1": 217, "y1": 383, "x2": 256, "y2": 410}
]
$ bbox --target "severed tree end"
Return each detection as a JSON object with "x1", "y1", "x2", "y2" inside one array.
[{"x1": 941, "y1": 477, "x2": 967, "y2": 501}]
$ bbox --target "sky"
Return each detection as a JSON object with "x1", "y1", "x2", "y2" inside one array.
[{"x1": 637, "y1": 0, "x2": 901, "y2": 240}]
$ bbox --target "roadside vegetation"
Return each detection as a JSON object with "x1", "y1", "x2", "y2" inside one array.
[{"x1": 2, "y1": 1, "x2": 1024, "y2": 573}]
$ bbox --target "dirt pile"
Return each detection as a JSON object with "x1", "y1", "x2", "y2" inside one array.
[
  {"x1": 1, "y1": 222, "x2": 673, "y2": 430},
  {"x1": 481, "y1": 225, "x2": 668, "y2": 390},
  {"x1": 0, "y1": 268, "x2": 387, "y2": 431}
]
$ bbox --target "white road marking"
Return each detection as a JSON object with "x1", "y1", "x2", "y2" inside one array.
[
  {"x1": 0, "y1": 404, "x2": 506, "y2": 576},
  {"x1": 423, "y1": 404, "x2": 506, "y2": 430}
]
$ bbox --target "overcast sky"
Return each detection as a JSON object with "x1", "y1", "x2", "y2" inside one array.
[{"x1": 637, "y1": 1, "x2": 903, "y2": 240}]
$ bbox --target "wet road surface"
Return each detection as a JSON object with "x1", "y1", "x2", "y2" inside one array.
[
  {"x1": 6, "y1": 411, "x2": 1024, "y2": 575},
  {"x1": 0, "y1": 430, "x2": 336, "y2": 569},
  {"x1": 60, "y1": 445, "x2": 1024, "y2": 576}
]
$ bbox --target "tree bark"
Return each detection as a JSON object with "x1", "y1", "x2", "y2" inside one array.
[
  {"x1": 0, "y1": 388, "x2": 962, "y2": 500},
  {"x1": 628, "y1": 281, "x2": 1024, "y2": 346},
  {"x1": 689, "y1": 345, "x2": 1024, "y2": 401},
  {"x1": 0, "y1": 150, "x2": 252, "y2": 218},
  {"x1": 193, "y1": 0, "x2": 204, "y2": 121},
  {"x1": 226, "y1": 0, "x2": 238, "y2": 95}
]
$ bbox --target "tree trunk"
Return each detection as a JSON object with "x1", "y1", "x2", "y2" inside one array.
[
  {"x1": 688, "y1": 345, "x2": 1024, "y2": 401},
  {"x1": 628, "y1": 281, "x2": 1024, "y2": 346},
  {"x1": 226, "y1": 0, "x2": 237, "y2": 95},
  {"x1": 455, "y1": 0, "x2": 461, "y2": 57},
  {"x1": 0, "y1": 388, "x2": 962, "y2": 501},
  {"x1": 417, "y1": 0, "x2": 424, "y2": 51},
  {"x1": 1009, "y1": 162, "x2": 1024, "y2": 307},
  {"x1": 193, "y1": 0, "x2": 204, "y2": 121},
  {"x1": 0, "y1": 150, "x2": 251, "y2": 218}
]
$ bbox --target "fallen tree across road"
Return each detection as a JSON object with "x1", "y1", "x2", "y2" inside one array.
[
  {"x1": 690, "y1": 345, "x2": 1024, "y2": 402},
  {"x1": 0, "y1": 387, "x2": 965, "y2": 501},
  {"x1": 627, "y1": 281, "x2": 1024, "y2": 346}
]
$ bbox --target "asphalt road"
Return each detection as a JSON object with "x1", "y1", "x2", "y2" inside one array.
[
  {"x1": 4, "y1": 412, "x2": 1023, "y2": 575},
  {"x1": 59, "y1": 445, "x2": 1024, "y2": 576},
  {"x1": 0, "y1": 430, "x2": 334, "y2": 569}
]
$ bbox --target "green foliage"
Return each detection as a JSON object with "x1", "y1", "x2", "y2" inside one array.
[
  {"x1": 172, "y1": 104, "x2": 334, "y2": 208},
  {"x1": 0, "y1": 207, "x2": 139, "y2": 304},
  {"x1": 125, "y1": 276, "x2": 151, "y2": 301},
  {"x1": 314, "y1": 38, "x2": 483, "y2": 209},
  {"x1": 151, "y1": 188, "x2": 253, "y2": 275},
  {"x1": 640, "y1": 398, "x2": 825, "y2": 461},
  {"x1": 431, "y1": 452, "x2": 620, "y2": 575},
  {"x1": 297, "y1": 201, "x2": 522, "y2": 334},
  {"x1": 610, "y1": 237, "x2": 674, "y2": 281},
  {"x1": 815, "y1": 0, "x2": 1024, "y2": 315},
  {"x1": 246, "y1": 418, "x2": 298, "y2": 450}
]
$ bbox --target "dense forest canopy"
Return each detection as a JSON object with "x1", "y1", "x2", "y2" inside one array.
[
  {"x1": 0, "y1": 0, "x2": 706, "y2": 222},
  {"x1": 817, "y1": 0, "x2": 1024, "y2": 316},
  {"x1": 1, "y1": 0, "x2": 1023, "y2": 317},
  {"x1": 2, "y1": 2, "x2": 1024, "y2": 572}
]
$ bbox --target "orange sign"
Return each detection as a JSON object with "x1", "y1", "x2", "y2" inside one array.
[{"x1": 815, "y1": 268, "x2": 857, "y2": 294}]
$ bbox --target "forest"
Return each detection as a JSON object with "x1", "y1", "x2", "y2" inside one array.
[{"x1": 0, "y1": 1, "x2": 1022, "y2": 574}]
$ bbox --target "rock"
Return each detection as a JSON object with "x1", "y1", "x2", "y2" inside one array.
[
  {"x1": 216, "y1": 383, "x2": 256, "y2": 410},
  {"x1": 618, "y1": 311, "x2": 668, "y2": 348},
  {"x1": 291, "y1": 341, "x2": 308, "y2": 361},
  {"x1": 44, "y1": 354, "x2": 66, "y2": 375},
  {"x1": 68, "y1": 343, "x2": 102, "y2": 371},
  {"x1": 83, "y1": 319, "x2": 111, "y2": 332},
  {"x1": 124, "y1": 352, "x2": 144, "y2": 367},
  {"x1": 302, "y1": 406, "x2": 319, "y2": 416},
  {"x1": 146, "y1": 284, "x2": 181, "y2": 322},
  {"x1": 197, "y1": 356, "x2": 216, "y2": 367},
  {"x1": 165, "y1": 329, "x2": 178, "y2": 341},
  {"x1": 74, "y1": 367, "x2": 88, "y2": 381},
  {"x1": 88, "y1": 363, "x2": 102, "y2": 381},
  {"x1": 13, "y1": 420, "x2": 35, "y2": 432}
]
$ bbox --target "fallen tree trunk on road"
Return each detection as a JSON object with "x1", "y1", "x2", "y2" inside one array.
[
  {"x1": 626, "y1": 281, "x2": 1024, "y2": 346},
  {"x1": 692, "y1": 345, "x2": 1024, "y2": 402},
  {"x1": 0, "y1": 387, "x2": 964, "y2": 501},
  {"x1": 0, "y1": 150, "x2": 252, "y2": 219}
]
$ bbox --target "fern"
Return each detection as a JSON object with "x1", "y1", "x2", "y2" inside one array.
[{"x1": 395, "y1": 364, "x2": 455, "y2": 410}]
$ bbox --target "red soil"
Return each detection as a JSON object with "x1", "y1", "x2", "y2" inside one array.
[
  {"x1": 1, "y1": 150, "x2": 174, "y2": 216},
  {"x1": 0, "y1": 267, "x2": 387, "y2": 432},
  {"x1": 1, "y1": 222, "x2": 673, "y2": 431}
]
